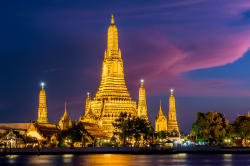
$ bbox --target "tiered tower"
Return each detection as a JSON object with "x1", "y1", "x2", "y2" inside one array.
[
  {"x1": 37, "y1": 82, "x2": 48, "y2": 123},
  {"x1": 167, "y1": 89, "x2": 179, "y2": 133},
  {"x1": 138, "y1": 79, "x2": 148, "y2": 120},
  {"x1": 155, "y1": 101, "x2": 167, "y2": 132},
  {"x1": 80, "y1": 15, "x2": 137, "y2": 136},
  {"x1": 59, "y1": 103, "x2": 72, "y2": 130}
]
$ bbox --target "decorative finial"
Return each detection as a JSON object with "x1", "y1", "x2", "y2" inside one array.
[
  {"x1": 140, "y1": 79, "x2": 144, "y2": 87},
  {"x1": 87, "y1": 92, "x2": 90, "y2": 99},
  {"x1": 111, "y1": 14, "x2": 115, "y2": 25},
  {"x1": 159, "y1": 99, "x2": 163, "y2": 113},
  {"x1": 41, "y1": 82, "x2": 45, "y2": 90},
  {"x1": 64, "y1": 101, "x2": 68, "y2": 116},
  {"x1": 170, "y1": 88, "x2": 174, "y2": 95}
]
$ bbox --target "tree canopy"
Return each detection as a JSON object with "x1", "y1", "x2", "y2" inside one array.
[
  {"x1": 191, "y1": 112, "x2": 230, "y2": 145},
  {"x1": 113, "y1": 112, "x2": 154, "y2": 146}
]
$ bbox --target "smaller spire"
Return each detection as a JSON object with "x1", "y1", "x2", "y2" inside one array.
[
  {"x1": 111, "y1": 14, "x2": 115, "y2": 25},
  {"x1": 140, "y1": 79, "x2": 144, "y2": 88}
]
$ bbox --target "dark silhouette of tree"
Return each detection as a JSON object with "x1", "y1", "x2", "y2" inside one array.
[
  {"x1": 191, "y1": 112, "x2": 230, "y2": 145},
  {"x1": 113, "y1": 112, "x2": 153, "y2": 147},
  {"x1": 231, "y1": 115, "x2": 250, "y2": 146}
]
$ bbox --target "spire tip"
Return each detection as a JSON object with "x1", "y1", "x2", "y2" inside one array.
[
  {"x1": 170, "y1": 88, "x2": 174, "y2": 95},
  {"x1": 41, "y1": 82, "x2": 45, "y2": 89},
  {"x1": 140, "y1": 79, "x2": 144, "y2": 87},
  {"x1": 111, "y1": 14, "x2": 115, "y2": 24}
]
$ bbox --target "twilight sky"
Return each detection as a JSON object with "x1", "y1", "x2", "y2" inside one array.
[{"x1": 0, "y1": 0, "x2": 250, "y2": 133}]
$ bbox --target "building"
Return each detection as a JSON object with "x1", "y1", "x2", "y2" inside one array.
[
  {"x1": 138, "y1": 79, "x2": 148, "y2": 120},
  {"x1": 155, "y1": 101, "x2": 167, "y2": 132},
  {"x1": 58, "y1": 103, "x2": 73, "y2": 130},
  {"x1": 26, "y1": 83, "x2": 59, "y2": 141},
  {"x1": 167, "y1": 89, "x2": 180, "y2": 134},
  {"x1": 0, "y1": 123, "x2": 29, "y2": 134},
  {"x1": 80, "y1": 15, "x2": 139, "y2": 137},
  {"x1": 26, "y1": 122, "x2": 58, "y2": 141},
  {"x1": 0, "y1": 130, "x2": 25, "y2": 148}
]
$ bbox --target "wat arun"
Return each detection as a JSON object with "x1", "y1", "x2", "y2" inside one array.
[{"x1": 80, "y1": 15, "x2": 144, "y2": 136}]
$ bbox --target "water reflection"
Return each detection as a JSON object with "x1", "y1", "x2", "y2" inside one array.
[
  {"x1": 27, "y1": 155, "x2": 55, "y2": 166},
  {"x1": 1, "y1": 154, "x2": 250, "y2": 166},
  {"x1": 63, "y1": 154, "x2": 73, "y2": 163},
  {"x1": 6, "y1": 155, "x2": 18, "y2": 164},
  {"x1": 223, "y1": 154, "x2": 232, "y2": 164},
  {"x1": 79, "y1": 154, "x2": 134, "y2": 166}
]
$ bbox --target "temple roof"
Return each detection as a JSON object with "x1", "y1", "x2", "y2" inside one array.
[
  {"x1": 156, "y1": 100, "x2": 167, "y2": 120},
  {"x1": 60, "y1": 103, "x2": 71, "y2": 122},
  {"x1": 27, "y1": 122, "x2": 59, "y2": 140},
  {"x1": 81, "y1": 122, "x2": 109, "y2": 139}
]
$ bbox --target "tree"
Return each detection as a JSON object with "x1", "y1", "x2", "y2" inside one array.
[
  {"x1": 231, "y1": 115, "x2": 250, "y2": 146},
  {"x1": 191, "y1": 112, "x2": 230, "y2": 145},
  {"x1": 113, "y1": 112, "x2": 154, "y2": 147},
  {"x1": 57, "y1": 122, "x2": 91, "y2": 147}
]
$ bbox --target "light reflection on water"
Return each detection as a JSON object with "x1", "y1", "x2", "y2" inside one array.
[
  {"x1": 0, "y1": 154, "x2": 250, "y2": 166},
  {"x1": 63, "y1": 154, "x2": 73, "y2": 163},
  {"x1": 6, "y1": 155, "x2": 18, "y2": 164},
  {"x1": 27, "y1": 155, "x2": 55, "y2": 166}
]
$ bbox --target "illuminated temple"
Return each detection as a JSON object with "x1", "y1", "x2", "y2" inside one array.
[
  {"x1": 80, "y1": 15, "x2": 140, "y2": 136},
  {"x1": 0, "y1": 15, "x2": 182, "y2": 144},
  {"x1": 155, "y1": 101, "x2": 167, "y2": 132},
  {"x1": 27, "y1": 83, "x2": 58, "y2": 141}
]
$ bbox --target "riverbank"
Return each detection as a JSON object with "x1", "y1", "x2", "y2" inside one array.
[{"x1": 1, "y1": 147, "x2": 250, "y2": 155}]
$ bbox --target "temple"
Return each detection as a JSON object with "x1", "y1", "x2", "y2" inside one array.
[
  {"x1": 155, "y1": 101, "x2": 167, "y2": 132},
  {"x1": 167, "y1": 89, "x2": 180, "y2": 134},
  {"x1": 138, "y1": 79, "x2": 148, "y2": 120},
  {"x1": 80, "y1": 15, "x2": 138, "y2": 137},
  {"x1": 27, "y1": 83, "x2": 59, "y2": 141},
  {"x1": 37, "y1": 82, "x2": 48, "y2": 123},
  {"x1": 58, "y1": 103, "x2": 73, "y2": 130}
]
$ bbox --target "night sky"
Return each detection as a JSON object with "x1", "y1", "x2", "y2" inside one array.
[{"x1": 0, "y1": 0, "x2": 250, "y2": 133}]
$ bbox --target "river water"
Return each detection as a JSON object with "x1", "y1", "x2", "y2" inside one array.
[{"x1": 0, "y1": 154, "x2": 250, "y2": 166}]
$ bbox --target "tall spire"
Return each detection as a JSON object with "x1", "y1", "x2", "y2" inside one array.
[
  {"x1": 37, "y1": 82, "x2": 48, "y2": 123},
  {"x1": 81, "y1": 15, "x2": 137, "y2": 137},
  {"x1": 167, "y1": 88, "x2": 180, "y2": 134},
  {"x1": 138, "y1": 79, "x2": 148, "y2": 120},
  {"x1": 96, "y1": 15, "x2": 130, "y2": 99}
]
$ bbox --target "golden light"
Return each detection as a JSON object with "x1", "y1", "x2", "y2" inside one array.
[
  {"x1": 170, "y1": 88, "x2": 174, "y2": 93},
  {"x1": 41, "y1": 82, "x2": 45, "y2": 87}
]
